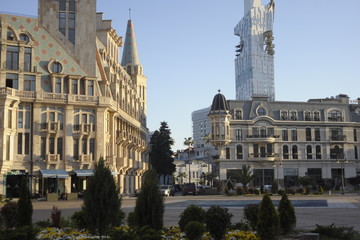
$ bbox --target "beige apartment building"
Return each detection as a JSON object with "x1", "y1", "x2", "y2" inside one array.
[
  {"x1": 0, "y1": 0, "x2": 149, "y2": 198},
  {"x1": 209, "y1": 92, "x2": 360, "y2": 189}
]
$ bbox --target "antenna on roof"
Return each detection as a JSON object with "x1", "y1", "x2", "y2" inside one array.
[{"x1": 129, "y1": 8, "x2": 131, "y2": 20}]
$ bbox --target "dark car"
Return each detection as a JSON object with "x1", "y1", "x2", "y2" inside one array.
[
  {"x1": 174, "y1": 184, "x2": 182, "y2": 192},
  {"x1": 182, "y1": 183, "x2": 197, "y2": 196}
]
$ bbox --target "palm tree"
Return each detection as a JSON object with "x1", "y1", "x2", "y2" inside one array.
[
  {"x1": 229, "y1": 165, "x2": 255, "y2": 191},
  {"x1": 184, "y1": 137, "x2": 195, "y2": 183}
]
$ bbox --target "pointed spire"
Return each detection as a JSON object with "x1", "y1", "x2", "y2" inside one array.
[{"x1": 121, "y1": 19, "x2": 140, "y2": 67}]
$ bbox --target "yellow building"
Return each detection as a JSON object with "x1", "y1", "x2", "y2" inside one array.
[{"x1": 0, "y1": 0, "x2": 148, "y2": 198}]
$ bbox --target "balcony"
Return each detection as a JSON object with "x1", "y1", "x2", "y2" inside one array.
[
  {"x1": 246, "y1": 135, "x2": 280, "y2": 143},
  {"x1": 80, "y1": 154, "x2": 92, "y2": 162},
  {"x1": 73, "y1": 124, "x2": 92, "y2": 134},
  {"x1": 248, "y1": 153, "x2": 278, "y2": 161},
  {"x1": 329, "y1": 135, "x2": 346, "y2": 142},
  {"x1": 46, "y1": 154, "x2": 59, "y2": 163},
  {"x1": 40, "y1": 122, "x2": 61, "y2": 133}
]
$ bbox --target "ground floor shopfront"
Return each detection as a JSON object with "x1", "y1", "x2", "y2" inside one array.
[
  {"x1": 221, "y1": 160, "x2": 358, "y2": 189},
  {"x1": 1, "y1": 168, "x2": 143, "y2": 199}
]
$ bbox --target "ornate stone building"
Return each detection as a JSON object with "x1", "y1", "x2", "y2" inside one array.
[
  {"x1": 209, "y1": 92, "x2": 360, "y2": 188},
  {"x1": 0, "y1": 0, "x2": 148, "y2": 198}
]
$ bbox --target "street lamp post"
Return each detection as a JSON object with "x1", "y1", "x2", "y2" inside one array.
[{"x1": 336, "y1": 156, "x2": 348, "y2": 195}]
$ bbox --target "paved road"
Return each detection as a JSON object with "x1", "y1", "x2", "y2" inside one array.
[{"x1": 31, "y1": 193, "x2": 360, "y2": 231}]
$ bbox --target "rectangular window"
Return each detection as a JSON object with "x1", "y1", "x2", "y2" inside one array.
[
  {"x1": 72, "y1": 79, "x2": 78, "y2": 94},
  {"x1": 281, "y1": 111, "x2": 288, "y2": 120},
  {"x1": 253, "y1": 144, "x2": 259, "y2": 157},
  {"x1": 226, "y1": 148, "x2": 230, "y2": 159},
  {"x1": 88, "y1": 81, "x2": 94, "y2": 96},
  {"x1": 314, "y1": 112, "x2": 320, "y2": 121},
  {"x1": 355, "y1": 147, "x2": 358, "y2": 160},
  {"x1": 18, "y1": 133, "x2": 22, "y2": 154},
  {"x1": 41, "y1": 137, "x2": 46, "y2": 159},
  {"x1": 82, "y1": 138, "x2": 87, "y2": 154},
  {"x1": 59, "y1": 12, "x2": 66, "y2": 35},
  {"x1": 69, "y1": 0, "x2": 75, "y2": 11},
  {"x1": 57, "y1": 138, "x2": 63, "y2": 160},
  {"x1": 282, "y1": 129, "x2": 288, "y2": 141},
  {"x1": 24, "y1": 48, "x2": 32, "y2": 72},
  {"x1": 6, "y1": 136, "x2": 11, "y2": 160},
  {"x1": 6, "y1": 46, "x2": 19, "y2": 70},
  {"x1": 55, "y1": 78, "x2": 62, "y2": 93},
  {"x1": 90, "y1": 138, "x2": 95, "y2": 160},
  {"x1": 49, "y1": 137, "x2": 55, "y2": 154},
  {"x1": 80, "y1": 79, "x2": 85, "y2": 95},
  {"x1": 18, "y1": 111, "x2": 23, "y2": 128},
  {"x1": 268, "y1": 128, "x2": 274, "y2": 137},
  {"x1": 74, "y1": 138, "x2": 79, "y2": 160},
  {"x1": 6, "y1": 73, "x2": 19, "y2": 89},
  {"x1": 291, "y1": 129, "x2": 297, "y2": 141},
  {"x1": 252, "y1": 127, "x2": 258, "y2": 137},
  {"x1": 24, "y1": 75, "x2": 35, "y2": 91},
  {"x1": 305, "y1": 112, "x2": 311, "y2": 121},
  {"x1": 290, "y1": 111, "x2": 297, "y2": 121},
  {"x1": 354, "y1": 129, "x2": 358, "y2": 142},
  {"x1": 59, "y1": 0, "x2": 66, "y2": 11},
  {"x1": 235, "y1": 129, "x2": 242, "y2": 141},
  {"x1": 24, "y1": 133, "x2": 29, "y2": 154},
  {"x1": 63, "y1": 78, "x2": 69, "y2": 93},
  {"x1": 68, "y1": 13, "x2": 75, "y2": 44}
]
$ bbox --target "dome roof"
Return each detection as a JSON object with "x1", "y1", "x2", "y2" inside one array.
[{"x1": 210, "y1": 91, "x2": 230, "y2": 112}]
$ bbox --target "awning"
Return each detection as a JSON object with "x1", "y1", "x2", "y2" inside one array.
[
  {"x1": 40, "y1": 169, "x2": 69, "y2": 178},
  {"x1": 73, "y1": 169, "x2": 94, "y2": 177}
]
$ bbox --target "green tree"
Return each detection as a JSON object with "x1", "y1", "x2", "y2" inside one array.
[
  {"x1": 278, "y1": 194, "x2": 296, "y2": 234},
  {"x1": 82, "y1": 157, "x2": 122, "y2": 237},
  {"x1": 16, "y1": 176, "x2": 33, "y2": 228},
  {"x1": 257, "y1": 194, "x2": 279, "y2": 240},
  {"x1": 228, "y1": 165, "x2": 255, "y2": 190},
  {"x1": 178, "y1": 204, "x2": 206, "y2": 232},
  {"x1": 134, "y1": 168, "x2": 164, "y2": 230},
  {"x1": 149, "y1": 122, "x2": 175, "y2": 181},
  {"x1": 205, "y1": 205, "x2": 233, "y2": 240}
]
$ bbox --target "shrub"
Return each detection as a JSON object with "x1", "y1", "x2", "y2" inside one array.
[
  {"x1": 254, "y1": 188, "x2": 260, "y2": 195},
  {"x1": 134, "y1": 169, "x2": 164, "y2": 230},
  {"x1": 205, "y1": 205, "x2": 233, "y2": 240},
  {"x1": 0, "y1": 226, "x2": 37, "y2": 240},
  {"x1": 257, "y1": 194, "x2": 279, "y2": 240},
  {"x1": 225, "y1": 230, "x2": 261, "y2": 240},
  {"x1": 50, "y1": 206, "x2": 61, "y2": 228},
  {"x1": 313, "y1": 223, "x2": 360, "y2": 240},
  {"x1": 230, "y1": 220, "x2": 252, "y2": 231},
  {"x1": 286, "y1": 187, "x2": 296, "y2": 195},
  {"x1": 127, "y1": 211, "x2": 137, "y2": 227},
  {"x1": 278, "y1": 193, "x2": 296, "y2": 234},
  {"x1": 70, "y1": 210, "x2": 86, "y2": 229},
  {"x1": 184, "y1": 221, "x2": 205, "y2": 240},
  {"x1": 34, "y1": 219, "x2": 51, "y2": 228},
  {"x1": 271, "y1": 179, "x2": 278, "y2": 194},
  {"x1": 136, "y1": 225, "x2": 163, "y2": 240},
  {"x1": 1, "y1": 201, "x2": 17, "y2": 228},
  {"x1": 243, "y1": 204, "x2": 259, "y2": 231},
  {"x1": 247, "y1": 187, "x2": 254, "y2": 194},
  {"x1": 236, "y1": 186, "x2": 244, "y2": 195},
  {"x1": 16, "y1": 177, "x2": 33, "y2": 228},
  {"x1": 178, "y1": 204, "x2": 206, "y2": 231},
  {"x1": 277, "y1": 189, "x2": 285, "y2": 195},
  {"x1": 296, "y1": 187, "x2": 305, "y2": 194},
  {"x1": 108, "y1": 226, "x2": 136, "y2": 240}
]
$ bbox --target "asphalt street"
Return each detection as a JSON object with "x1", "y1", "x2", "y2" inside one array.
[{"x1": 31, "y1": 193, "x2": 360, "y2": 231}]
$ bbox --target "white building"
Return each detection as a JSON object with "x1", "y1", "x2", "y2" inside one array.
[{"x1": 235, "y1": 0, "x2": 275, "y2": 101}]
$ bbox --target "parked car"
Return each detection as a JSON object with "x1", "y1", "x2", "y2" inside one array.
[
  {"x1": 182, "y1": 183, "x2": 197, "y2": 196},
  {"x1": 160, "y1": 185, "x2": 175, "y2": 196},
  {"x1": 196, "y1": 185, "x2": 210, "y2": 191},
  {"x1": 174, "y1": 184, "x2": 182, "y2": 192}
]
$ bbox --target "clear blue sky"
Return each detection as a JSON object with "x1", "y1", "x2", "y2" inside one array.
[{"x1": 2, "y1": 0, "x2": 360, "y2": 150}]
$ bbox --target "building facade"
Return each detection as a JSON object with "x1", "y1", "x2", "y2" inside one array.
[
  {"x1": 235, "y1": 0, "x2": 275, "y2": 101},
  {"x1": 209, "y1": 92, "x2": 360, "y2": 189},
  {"x1": 0, "y1": 0, "x2": 149, "y2": 198}
]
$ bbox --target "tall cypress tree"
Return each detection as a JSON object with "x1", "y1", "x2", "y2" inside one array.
[
  {"x1": 134, "y1": 168, "x2": 164, "y2": 230},
  {"x1": 82, "y1": 158, "x2": 121, "y2": 237},
  {"x1": 149, "y1": 122, "x2": 175, "y2": 179},
  {"x1": 257, "y1": 194, "x2": 279, "y2": 240},
  {"x1": 278, "y1": 193, "x2": 296, "y2": 234},
  {"x1": 16, "y1": 176, "x2": 33, "y2": 227}
]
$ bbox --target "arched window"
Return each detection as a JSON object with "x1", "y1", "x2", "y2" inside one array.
[
  {"x1": 236, "y1": 145, "x2": 243, "y2": 159},
  {"x1": 7, "y1": 28, "x2": 16, "y2": 41},
  {"x1": 306, "y1": 145, "x2": 312, "y2": 159},
  {"x1": 283, "y1": 145, "x2": 289, "y2": 159},
  {"x1": 292, "y1": 145, "x2": 298, "y2": 159},
  {"x1": 306, "y1": 128, "x2": 312, "y2": 141},
  {"x1": 50, "y1": 61, "x2": 63, "y2": 73},
  {"x1": 257, "y1": 107, "x2": 266, "y2": 116},
  {"x1": 316, "y1": 145, "x2": 321, "y2": 159},
  {"x1": 19, "y1": 33, "x2": 30, "y2": 44},
  {"x1": 328, "y1": 110, "x2": 342, "y2": 122}
]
